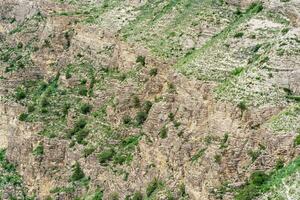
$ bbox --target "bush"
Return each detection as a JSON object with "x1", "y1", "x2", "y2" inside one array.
[
  {"x1": 33, "y1": 144, "x2": 44, "y2": 156},
  {"x1": 294, "y1": 134, "x2": 300, "y2": 146},
  {"x1": 214, "y1": 154, "x2": 221, "y2": 164},
  {"x1": 234, "y1": 32, "x2": 244, "y2": 38},
  {"x1": 250, "y1": 171, "x2": 269, "y2": 186},
  {"x1": 62, "y1": 103, "x2": 70, "y2": 115},
  {"x1": 40, "y1": 97, "x2": 49, "y2": 107},
  {"x1": 220, "y1": 133, "x2": 229, "y2": 149},
  {"x1": 74, "y1": 119, "x2": 87, "y2": 130},
  {"x1": 143, "y1": 101, "x2": 152, "y2": 113},
  {"x1": 149, "y1": 68, "x2": 158, "y2": 76},
  {"x1": 135, "y1": 111, "x2": 147, "y2": 125},
  {"x1": 248, "y1": 150, "x2": 261, "y2": 162},
  {"x1": 15, "y1": 88, "x2": 26, "y2": 100},
  {"x1": 168, "y1": 112, "x2": 175, "y2": 121},
  {"x1": 136, "y1": 55, "x2": 146, "y2": 66},
  {"x1": 237, "y1": 101, "x2": 247, "y2": 111},
  {"x1": 83, "y1": 146, "x2": 96, "y2": 158},
  {"x1": 123, "y1": 115, "x2": 132, "y2": 125},
  {"x1": 75, "y1": 129, "x2": 89, "y2": 144},
  {"x1": 275, "y1": 159, "x2": 284, "y2": 170},
  {"x1": 79, "y1": 87, "x2": 88, "y2": 96},
  {"x1": 146, "y1": 179, "x2": 162, "y2": 197},
  {"x1": 132, "y1": 96, "x2": 140, "y2": 108},
  {"x1": 98, "y1": 149, "x2": 115, "y2": 164},
  {"x1": 235, "y1": 184, "x2": 260, "y2": 200},
  {"x1": 110, "y1": 192, "x2": 119, "y2": 200},
  {"x1": 159, "y1": 126, "x2": 168, "y2": 139},
  {"x1": 27, "y1": 105, "x2": 35, "y2": 113},
  {"x1": 231, "y1": 67, "x2": 244, "y2": 76},
  {"x1": 67, "y1": 119, "x2": 87, "y2": 138},
  {"x1": 179, "y1": 183, "x2": 187, "y2": 197},
  {"x1": 91, "y1": 189, "x2": 104, "y2": 200},
  {"x1": 168, "y1": 83, "x2": 176, "y2": 93},
  {"x1": 19, "y1": 113, "x2": 28, "y2": 121},
  {"x1": 80, "y1": 103, "x2": 92, "y2": 114},
  {"x1": 131, "y1": 191, "x2": 143, "y2": 200},
  {"x1": 70, "y1": 162, "x2": 85, "y2": 182},
  {"x1": 65, "y1": 69, "x2": 72, "y2": 79}
]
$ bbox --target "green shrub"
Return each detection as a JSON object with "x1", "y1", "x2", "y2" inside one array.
[
  {"x1": 234, "y1": 32, "x2": 244, "y2": 38},
  {"x1": 249, "y1": 171, "x2": 269, "y2": 186},
  {"x1": 75, "y1": 129, "x2": 89, "y2": 144},
  {"x1": 27, "y1": 105, "x2": 35, "y2": 113},
  {"x1": 19, "y1": 113, "x2": 28, "y2": 121},
  {"x1": 135, "y1": 111, "x2": 147, "y2": 125},
  {"x1": 237, "y1": 101, "x2": 247, "y2": 111},
  {"x1": 142, "y1": 101, "x2": 152, "y2": 113},
  {"x1": 67, "y1": 119, "x2": 87, "y2": 138},
  {"x1": 131, "y1": 191, "x2": 143, "y2": 200},
  {"x1": 75, "y1": 119, "x2": 87, "y2": 130},
  {"x1": 65, "y1": 69, "x2": 72, "y2": 79},
  {"x1": 275, "y1": 159, "x2": 284, "y2": 170},
  {"x1": 231, "y1": 67, "x2": 244, "y2": 76},
  {"x1": 91, "y1": 189, "x2": 104, "y2": 200},
  {"x1": 136, "y1": 55, "x2": 146, "y2": 66},
  {"x1": 159, "y1": 126, "x2": 168, "y2": 139},
  {"x1": 191, "y1": 148, "x2": 206, "y2": 162},
  {"x1": 294, "y1": 134, "x2": 300, "y2": 146},
  {"x1": 146, "y1": 179, "x2": 162, "y2": 197},
  {"x1": 62, "y1": 103, "x2": 70, "y2": 115},
  {"x1": 248, "y1": 149, "x2": 261, "y2": 162},
  {"x1": 40, "y1": 97, "x2": 49, "y2": 107},
  {"x1": 80, "y1": 79, "x2": 87, "y2": 85},
  {"x1": 110, "y1": 192, "x2": 119, "y2": 200},
  {"x1": 33, "y1": 144, "x2": 44, "y2": 156},
  {"x1": 132, "y1": 96, "x2": 140, "y2": 108},
  {"x1": 179, "y1": 183, "x2": 187, "y2": 197},
  {"x1": 15, "y1": 88, "x2": 26, "y2": 100},
  {"x1": 79, "y1": 87, "x2": 88, "y2": 96},
  {"x1": 113, "y1": 154, "x2": 128, "y2": 165},
  {"x1": 168, "y1": 83, "x2": 176, "y2": 93},
  {"x1": 220, "y1": 133, "x2": 229, "y2": 149},
  {"x1": 83, "y1": 146, "x2": 96, "y2": 157},
  {"x1": 168, "y1": 113, "x2": 175, "y2": 121},
  {"x1": 41, "y1": 108, "x2": 48, "y2": 114},
  {"x1": 80, "y1": 103, "x2": 92, "y2": 114},
  {"x1": 281, "y1": 28, "x2": 289, "y2": 34},
  {"x1": 70, "y1": 162, "x2": 85, "y2": 182},
  {"x1": 235, "y1": 184, "x2": 260, "y2": 200},
  {"x1": 123, "y1": 115, "x2": 132, "y2": 125},
  {"x1": 214, "y1": 154, "x2": 221, "y2": 164},
  {"x1": 98, "y1": 149, "x2": 115, "y2": 164},
  {"x1": 121, "y1": 135, "x2": 140, "y2": 149},
  {"x1": 149, "y1": 68, "x2": 158, "y2": 76},
  {"x1": 173, "y1": 121, "x2": 181, "y2": 128}
]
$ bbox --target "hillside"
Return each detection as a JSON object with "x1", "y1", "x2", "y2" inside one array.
[{"x1": 0, "y1": 0, "x2": 299, "y2": 199}]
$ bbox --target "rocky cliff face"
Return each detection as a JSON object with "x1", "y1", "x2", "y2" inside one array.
[{"x1": 0, "y1": 0, "x2": 299, "y2": 200}]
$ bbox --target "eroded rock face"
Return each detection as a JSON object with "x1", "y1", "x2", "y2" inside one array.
[{"x1": 0, "y1": 0, "x2": 299, "y2": 199}]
